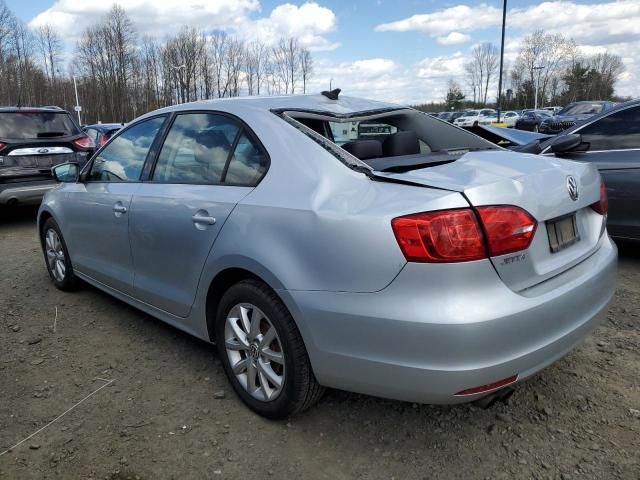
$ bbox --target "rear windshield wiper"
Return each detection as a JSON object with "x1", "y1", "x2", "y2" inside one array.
[{"x1": 36, "y1": 131, "x2": 68, "y2": 138}]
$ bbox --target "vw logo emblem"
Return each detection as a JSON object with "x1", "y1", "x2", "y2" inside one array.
[
  {"x1": 38, "y1": 148, "x2": 49, "y2": 154},
  {"x1": 566, "y1": 175, "x2": 579, "y2": 201}
]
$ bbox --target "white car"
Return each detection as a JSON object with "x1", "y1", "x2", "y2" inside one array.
[
  {"x1": 454, "y1": 109, "x2": 496, "y2": 127},
  {"x1": 503, "y1": 111, "x2": 520, "y2": 128}
]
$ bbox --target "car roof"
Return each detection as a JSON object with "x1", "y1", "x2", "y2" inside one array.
[
  {"x1": 84, "y1": 123, "x2": 124, "y2": 130},
  {"x1": 143, "y1": 94, "x2": 404, "y2": 120},
  {"x1": 0, "y1": 106, "x2": 69, "y2": 113}
]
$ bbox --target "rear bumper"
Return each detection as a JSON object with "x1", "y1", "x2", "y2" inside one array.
[
  {"x1": 282, "y1": 236, "x2": 617, "y2": 404},
  {"x1": 0, "y1": 180, "x2": 58, "y2": 205}
]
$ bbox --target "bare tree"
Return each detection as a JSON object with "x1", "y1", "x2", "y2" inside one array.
[
  {"x1": 299, "y1": 47, "x2": 313, "y2": 94},
  {"x1": 514, "y1": 30, "x2": 577, "y2": 107},
  {"x1": 35, "y1": 24, "x2": 62, "y2": 85}
]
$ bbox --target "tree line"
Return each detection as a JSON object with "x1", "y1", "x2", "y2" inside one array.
[
  {"x1": 0, "y1": 2, "x2": 314, "y2": 124},
  {"x1": 420, "y1": 29, "x2": 626, "y2": 113}
]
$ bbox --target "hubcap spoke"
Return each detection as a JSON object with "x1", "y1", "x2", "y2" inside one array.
[
  {"x1": 261, "y1": 348, "x2": 284, "y2": 364},
  {"x1": 257, "y1": 359, "x2": 283, "y2": 388},
  {"x1": 232, "y1": 357, "x2": 249, "y2": 375},
  {"x1": 249, "y1": 308, "x2": 262, "y2": 341},
  {"x1": 225, "y1": 338, "x2": 248, "y2": 352},
  {"x1": 239, "y1": 306, "x2": 252, "y2": 336},
  {"x1": 260, "y1": 327, "x2": 276, "y2": 348},
  {"x1": 227, "y1": 317, "x2": 249, "y2": 348}
]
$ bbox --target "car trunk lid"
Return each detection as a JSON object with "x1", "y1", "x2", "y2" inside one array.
[{"x1": 375, "y1": 150, "x2": 604, "y2": 291}]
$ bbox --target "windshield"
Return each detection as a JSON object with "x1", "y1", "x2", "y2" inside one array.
[
  {"x1": 460, "y1": 111, "x2": 478, "y2": 118},
  {"x1": 0, "y1": 111, "x2": 80, "y2": 139},
  {"x1": 559, "y1": 103, "x2": 605, "y2": 116}
]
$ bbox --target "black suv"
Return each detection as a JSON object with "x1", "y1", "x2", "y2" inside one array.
[{"x1": 0, "y1": 107, "x2": 94, "y2": 208}]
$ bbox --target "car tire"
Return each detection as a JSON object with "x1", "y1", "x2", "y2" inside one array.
[
  {"x1": 41, "y1": 218, "x2": 78, "y2": 291},
  {"x1": 473, "y1": 121, "x2": 478, "y2": 127},
  {"x1": 215, "y1": 279, "x2": 324, "y2": 419}
]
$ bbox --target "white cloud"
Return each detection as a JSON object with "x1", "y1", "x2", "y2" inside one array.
[
  {"x1": 29, "y1": 0, "x2": 260, "y2": 36},
  {"x1": 437, "y1": 32, "x2": 471, "y2": 46},
  {"x1": 28, "y1": 0, "x2": 338, "y2": 51},
  {"x1": 239, "y1": 3, "x2": 339, "y2": 51},
  {"x1": 375, "y1": 4, "x2": 501, "y2": 36}
]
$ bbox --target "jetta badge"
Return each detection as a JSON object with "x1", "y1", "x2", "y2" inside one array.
[
  {"x1": 38, "y1": 148, "x2": 49, "y2": 154},
  {"x1": 566, "y1": 175, "x2": 579, "y2": 201}
]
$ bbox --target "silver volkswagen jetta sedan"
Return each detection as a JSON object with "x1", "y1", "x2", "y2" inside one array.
[{"x1": 38, "y1": 93, "x2": 617, "y2": 419}]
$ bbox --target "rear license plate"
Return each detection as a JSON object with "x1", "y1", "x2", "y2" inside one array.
[{"x1": 547, "y1": 214, "x2": 580, "y2": 253}]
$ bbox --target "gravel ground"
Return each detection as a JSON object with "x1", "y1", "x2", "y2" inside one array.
[{"x1": 1, "y1": 206, "x2": 639, "y2": 480}]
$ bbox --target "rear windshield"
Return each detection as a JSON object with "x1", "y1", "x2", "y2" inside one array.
[
  {"x1": 285, "y1": 108, "x2": 499, "y2": 173},
  {"x1": 559, "y1": 103, "x2": 605, "y2": 116},
  {"x1": 0, "y1": 111, "x2": 80, "y2": 139}
]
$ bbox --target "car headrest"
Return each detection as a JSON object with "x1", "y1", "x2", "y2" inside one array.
[
  {"x1": 341, "y1": 140, "x2": 382, "y2": 160},
  {"x1": 382, "y1": 131, "x2": 420, "y2": 157}
]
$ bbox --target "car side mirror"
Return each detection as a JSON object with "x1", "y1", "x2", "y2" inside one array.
[
  {"x1": 52, "y1": 162, "x2": 79, "y2": 182},
  {"x1": 549, "y1": 134, "x2": 585, "y2": 154}
]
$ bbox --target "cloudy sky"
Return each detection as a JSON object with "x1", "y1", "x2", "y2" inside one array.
[{"x1": 7, "y1": 0, "x2": 640, "y2": 104}]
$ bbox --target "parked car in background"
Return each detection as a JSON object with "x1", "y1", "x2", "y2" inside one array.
[
  {"x1": 502, "y1": 111, "x2": 520, "y2": 128},
  {"x1": 539, "y1": 101, "x2": 616, "y2": 134},
  {"x1": 82, "y1": 123, "x2": 124, "y2": 148},
  {"x1": 0, "y1": 106, "x2": 95, "y2": 208},
  {"x1": 454, "y1": 109, "x2": 496, "y2": 127},
  {"x1": 518, "y1": 99, "x2": 640, "y2": 240},
  {"x1": 39, "y1": 93, "x2": 615, "y2": 418},
  {"x1": 438, "y1": 111, "x2": 465, "y2": 123},
  {"x1": 515, "y1": 110, "x2": 553, "y2": 132}
]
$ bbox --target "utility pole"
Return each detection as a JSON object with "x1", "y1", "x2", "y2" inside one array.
[
  {"x1": 73, "y1": 75, "x2": 81, "y2": 125},
  {"x1": 533, "y1": 65, "x2": 544, "y2": 109},
  {"x1": 496, "y1": 0, "x2": 507, "y2": 122}
]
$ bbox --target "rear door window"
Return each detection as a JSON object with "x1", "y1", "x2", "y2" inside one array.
[
  {"x1": 152, "y1": 112, "x2": 268, "y2": 186},
  {"x1": 0, "y1": 111, "x2": 80, "y2": 139},
  {"x1": 88, "y1": 116, "x2": 165, "y2": 182}
]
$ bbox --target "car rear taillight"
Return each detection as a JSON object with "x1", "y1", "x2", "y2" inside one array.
[
  {"x1": 476, "y1": 206, "x2": 537, "y2": 256},
  {"x1": 392, "y1": 206, "x2": 537, "y2": 263},
  {"x1": 99, "y1": 134, "x2": 108, "y2": 146},
  {"x1": 72, "y1": 136, "x2": 95, "y2": 150},
  {"x1": 391, "y1": 209, "x2": 486, "y2": 263},
  {"x1": 590, "y1": 179, "x2": 608, "y2": 215},
  {"x1": 0, "y1": 142, "x2": 5, "y2": 152}
]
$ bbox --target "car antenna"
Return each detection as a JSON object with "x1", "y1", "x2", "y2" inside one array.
[{"x1": 321, "y1": 88, "x2": 341, "y2": 100}]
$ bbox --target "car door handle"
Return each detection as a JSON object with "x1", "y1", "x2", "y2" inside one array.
[
  {"x1": 191, "y1": 213, "x2": 216, "y2": 225},
  {"x1": 113, "y1": 205, "x2": 127, "y2": 214}
]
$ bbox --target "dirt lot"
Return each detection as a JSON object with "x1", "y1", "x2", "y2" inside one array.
[{"x1": 1, "y1": 206, "x2": 639, "y2": 480}]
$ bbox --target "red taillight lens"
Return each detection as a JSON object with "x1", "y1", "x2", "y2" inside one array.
[
  {"x1": 392, "y1": 206, "x2": 537, "y2": 263},
  {"x1": 391, "y1": 209, "x2": 486, "y2": 262},
  {"x1": 591, "y1": 179, "x2": 608, "y2": 215},
  {"x1": 476, "y1": 206, "x2": 537, "y2": 256},
  {"x1": 72, "y1": 136, "x2": 95, "y2": 150},
  {"x1": 0, "y1": 142, "x2": 5, "y2": 152},
  {"x1": 99, "y1": 134, "x2": 108, "y2": 146}
]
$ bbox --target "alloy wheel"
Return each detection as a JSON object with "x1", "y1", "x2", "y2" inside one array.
[
  {"x1": 224, "y1": 303, "x2": 285, "y2": 401},
  {"x1": 45, "y1": 228, "x2": 66, "y2": 282}
]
